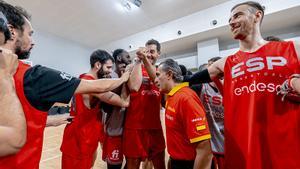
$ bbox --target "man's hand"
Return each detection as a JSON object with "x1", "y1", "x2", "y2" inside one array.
[
  {"x1": 119, "y1": 63, "x2": 134, "y2": 75},
  {"x1": 277, "y1": 74, "x2": 300, "y2": 102},
  {"x1": 0, "y1": 48, "x2": 18, "y2": 76},
  {"x1": 125, "y1": 64, "x2": 134, "y2": 73},
  {"x1": 46, "y1": 114, "x2": 74, "y2": 127},
  {"x1": 120, "y1": 70, "x2": 131, "y2": 83},
  {"x1": 136, "y1": 47, "x2": 148, "y2": 60}
]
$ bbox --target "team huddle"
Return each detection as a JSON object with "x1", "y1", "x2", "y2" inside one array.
[{"x1": 0, "y1": 1, "x2": 299, "y2": 169}]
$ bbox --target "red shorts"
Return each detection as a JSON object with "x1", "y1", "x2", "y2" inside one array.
[
  {"x1": 102, "y1": 135, "x2": 123, "y2": 165},
  {"x1": 123, "y1": 128, "x2": 165, "y2": 160},
  {"x1": 212, "y1": 153, "x2": 225, "y2": 169},
  {"x1": 61, "y1": 153, "x2": 94, "y2": 169}
]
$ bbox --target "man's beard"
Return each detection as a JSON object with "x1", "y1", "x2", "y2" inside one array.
[
  {"x1": 97, "y1": 67, "x2": 111, "y2": 79},
  {"x1": 15, "y1": 42, "x2": 31, "y2": 60}
]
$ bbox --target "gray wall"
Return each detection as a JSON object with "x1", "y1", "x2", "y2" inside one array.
[{"x1": 29, "y1": 30, "x2": 92, "y2": 76}]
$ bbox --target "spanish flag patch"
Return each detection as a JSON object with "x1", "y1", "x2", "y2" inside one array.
[{"x1": 196, "y1": 125, "x2": 206, "y2": 131}]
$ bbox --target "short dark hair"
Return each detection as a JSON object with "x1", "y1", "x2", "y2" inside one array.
[
  {"x1": 112, "y1": 48, "x2": 125, "y2": 62},
  {"x1": 264, "y1": 36, "x2": 283, "y2": 42},
  {"x1": 0, "y1": 1, "x2": 31, "y2": 32},
  {"x1": 208, "y1": 56, "x2": 222, "y2": 63},
  {"x1": 159, "y1": 59, "x2": 183, "y2": 83},
  {"x1": 231, "y1": 1, "x2": 265, "y2": 23},
  {"x1": 145, "y1": 39, "x2": 161, "y2": 52},
  {"x1": 198, "y1": 63, "x2": 208, "y2": 71},
  {"x1": 179, "y1": 64, "x2": 188, "y2": 76},
  {"x1": 90, "y1": 49, "x2": 114, "y2": 68},
  {"x1": 187, "y1": 70, "x2": 193, "y2": 75}
]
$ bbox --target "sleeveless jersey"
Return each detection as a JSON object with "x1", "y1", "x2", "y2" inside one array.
[
  {"x1": 60, "y1": 74, "x2": 102, "y2": 158},
  {"x1": 0, "y1": 61, "x2": 47, "y2": 169},
  {"x1": 200, "y1": 83, "x2": 224, "y2": 154},
  {"x1": 223, "y1": 41, "x2": 300, "y2": 169}
]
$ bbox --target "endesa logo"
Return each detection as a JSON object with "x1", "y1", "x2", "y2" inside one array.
[
  {"x1": 231, "y1": 56, "x2": 287, "y2": 96},
  {"x1": 234, "y1": 80, "x2": 281, "y2": 96},
  {"x1": 231, "y1": 56, "x2": 287, "y2": 78}
]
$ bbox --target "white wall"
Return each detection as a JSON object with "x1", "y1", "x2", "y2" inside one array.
[
  {"x1": 220, "y1": 36, "x2": 300, "y2": 58},
  {"x1": 175, "y1": 55, "x2": 198, "y2": 69},
  {"x1": 29, "y1": 30, "x2": 92, "y2": 76},
  {"x1": 158, "y1": 52, "x2": 198, "y2": 69}
]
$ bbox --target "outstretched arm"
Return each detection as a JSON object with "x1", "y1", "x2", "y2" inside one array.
[
  {"x1": 46, "y1": 114, "x2": 73, "y2": 127},
  {"x1": 92, "y1": 90, "x2": 129, "y2": 108},
  {"x1": 184, "y1": 57, "x2": 226, "y2": 85},
  {"x1": 0, "y1": 49, "x2": 26, "y2": 156},
  {"x1": 75, "y1": 71, "x2": 130, "y2": 94},
  {"x1": 142, "y1": 57, "x2": 156, "y2": 82},
  {"x1": 127, "y1": 60, "x2": 143, "y2": 92}
]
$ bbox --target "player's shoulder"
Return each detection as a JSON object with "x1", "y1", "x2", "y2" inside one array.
[
  {"x1": 177, "y1": 86, "x2": 197, "y2": 98},
  {"x1": 267, "y1": 40, "x2": 294, "y2": 48},
  {"x1": 79, "y1": 73, "x2": 94, "y2": 80}
]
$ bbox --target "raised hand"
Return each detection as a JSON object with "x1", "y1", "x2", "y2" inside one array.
[{"x1": 0, "y1": 48, "x2": 18, "y2": 76}]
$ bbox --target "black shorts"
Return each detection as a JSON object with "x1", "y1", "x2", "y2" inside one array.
[{"x1": 170, "y1": 157, "x2": 194, "y2": 169}]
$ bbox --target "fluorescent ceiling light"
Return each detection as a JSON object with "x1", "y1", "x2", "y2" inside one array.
[{"x1": 121, "y1": 0, "x2": 141, "y2": 11}]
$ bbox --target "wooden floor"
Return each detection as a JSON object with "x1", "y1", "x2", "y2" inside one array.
[
  {"x1": 40, "y1": 124, "x2": 107, "y2": 169},
  {"x1": 40, "y1": 111, "x2": 167, "y2": 169}
]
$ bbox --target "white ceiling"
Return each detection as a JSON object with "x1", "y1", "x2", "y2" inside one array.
[{"x1": 5, "y1": 0, "x2": 229, "y2": 48}]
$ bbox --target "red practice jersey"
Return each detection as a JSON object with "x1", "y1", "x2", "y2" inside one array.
[
  {"x1": 61, "y1": 74, "x2": 103, "y2": 158},
  {"x1": 125, "y1": 66, "x2": 162, "y2": 129},
  {"x1": 0, "y1": 61, "x2": 47, "y2": 169},
  {"x1": 223, "y1": 41, "x2": 300, "y2": 169}
]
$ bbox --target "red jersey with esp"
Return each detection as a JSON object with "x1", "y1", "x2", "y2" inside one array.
[
  {"x1": 0, "y1": 61, "x2": 47, "y2": 169},
  {"x1": 165, "y1": 83, "x2": 211, "y2": 160},
  {"x1": 223, "y1": 41, "x2": 300, "y2": 169},
  {"x1": 60, "y1": 74, "x2": 103, "y2": 158},
  {"x1": 125, "y1": 66, "x2": 162, "y2": 129}
]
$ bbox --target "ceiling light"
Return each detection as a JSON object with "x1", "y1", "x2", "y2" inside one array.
[
  {"x1": 131, "y1": 0, "x2": 142, "y2": 7},
  {"x1": 122, "y1": 0, "x2": 131, "y2": 11},
  {"x1": 121, "y1": 0, "x2": 142, "y2": 11}
]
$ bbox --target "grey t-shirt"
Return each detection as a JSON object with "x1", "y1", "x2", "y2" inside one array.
[
  {"x1": 101, "y1": 71, "x2": 126, "y2": 136},
  {"x1": 199, "y1": 83, "x2": 224, "y2": 154}
]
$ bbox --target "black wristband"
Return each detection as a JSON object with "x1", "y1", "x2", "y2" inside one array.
[{"x1": 184, "y1": 69, "x2": 211, "y2": 85}]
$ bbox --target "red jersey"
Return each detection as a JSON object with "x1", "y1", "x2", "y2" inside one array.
[
  {"x1": 61, "y1": 74, "x2": 103, "y2": 158},
  {"x1": 223, "y1": 41, "x2": 300, "y2": 169},
  {"x1": 0, "y1": 61, "x2": 47, "y2": 169},
  {"x1": 125, "y1": 66, "x2": 162, "y2": 129},
  {"x1": 165, "y1": 83, "x2": 211, "y2": 160}
]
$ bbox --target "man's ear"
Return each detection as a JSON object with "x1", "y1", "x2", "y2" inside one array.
[
  {"x1": 254, "y1": 10, "x2": 263, "y2": 24},
  {"x1": 166, "y1": 70, "x2": 173, "y2": 80},
  {"x1": 7, "y1": 24, "x2": 16, "y2": 41},
  {"x1": 95, "y1": 62, "x2": 101, "y2": 69},
  {"x1": 117, "y1": 55, "x2": 122, "y2": 62},
  {"x1": 96, "y1": 62, "x2": 101, "y2": 69}
]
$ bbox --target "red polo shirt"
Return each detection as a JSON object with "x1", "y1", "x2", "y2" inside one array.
[{"x1": 165, "y1": 82, "x2": 211, "y2": 160}]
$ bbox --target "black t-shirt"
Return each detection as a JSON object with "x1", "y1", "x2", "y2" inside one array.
[
  {"x1": 23, "y1": 65, "x2": 81, "y2": 112},
  {"x1": 190, "y1": 84, "x2": 202, "y2": 97}
]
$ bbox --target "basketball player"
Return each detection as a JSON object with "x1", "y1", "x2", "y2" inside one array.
[{"x1": 185, "y1": 1, "x2": 300, "y2": 169}]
